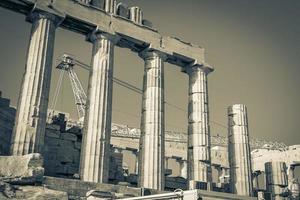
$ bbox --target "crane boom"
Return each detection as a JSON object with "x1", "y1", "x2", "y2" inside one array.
[
  {"x1": 55, "y1": 53, "x2": 145, "y2": 122},
  {"x1": 57, "y1": 54, "x2": 87, "y2": 121},
  {"x1": 54, "y1": 54, "x2": 288, "y2": 151}
]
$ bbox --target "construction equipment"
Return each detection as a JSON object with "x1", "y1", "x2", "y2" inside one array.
[
  {"x1": 52, "y1": 54, "x2": 143, "y2": 122},
  {"x1": 52, "y1": 54, "x2": 288, "y2": 151},
  {"x1": 55, "y1": 54, "x2": 87, "y2": 122}
]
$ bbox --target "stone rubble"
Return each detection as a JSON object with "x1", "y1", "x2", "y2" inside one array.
[
  {"x1": 0, "y1": 153, "x2": 44, "y2": 185},
  {"x1": 0, "y1": 153, "x2": 68, "y2": 200}
]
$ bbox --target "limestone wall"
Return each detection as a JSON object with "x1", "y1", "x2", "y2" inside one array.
[
  {"x1": 44, "y1": 123, "x2": 81, "y2": 177},
  {"x1": 43, "y1": 121, "x2": 124, "y2": 182}
]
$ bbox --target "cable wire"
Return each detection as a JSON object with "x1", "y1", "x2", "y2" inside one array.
[
  {"x1": 56, "y1": 54, "x2": 229, "y2": 130},
  {"x1": 51, "y1": 70, "x2": 65, "y2": 110}
]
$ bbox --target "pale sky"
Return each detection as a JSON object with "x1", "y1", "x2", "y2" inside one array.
[{"x1": 0, "y1": 0, "x2": 300, "y2": 147}]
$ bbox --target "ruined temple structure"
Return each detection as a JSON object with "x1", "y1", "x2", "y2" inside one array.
[{"x1": 0, "y1": 0, "x2": 299, "y2": 199}]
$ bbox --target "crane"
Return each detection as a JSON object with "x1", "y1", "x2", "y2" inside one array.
[
  {"x1": 52, "y1": 54, "x2": 143, "y2": 123},
  {"x1": 51, "y1": 54, "x2": 288, "y2": 151},
  {"x1": 54, "y1": 54, "x2": 87, "y2": 122}
]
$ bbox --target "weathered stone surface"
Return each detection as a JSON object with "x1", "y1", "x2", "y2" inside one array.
[
  {"x1": 116, "y1": 3, "x2": 128, "y2": 18},
  {"x1": 178, "y1": 160, "x2": 188, "y2": 179},
  {"x1": 61, "y1": 132, "x2": 78, "y2": 141},
  {"x1": 0, "y1": 185, "x2": 68, "y2": 200},
  {"x1": 86, "y1": 189, "x2": 136, "y2": 199},
  {"x1": 10, "y1": 12, "x2": 58, "y2": 155},
  {"x1": 86, "y1": 190, "x2": 115, "y2": 200},
  {"x1": 43, "y1": 127, "x2": 81, "y2": 177},
  {"x1": 142, "y1": 19, "x2": 153, "y2": 28},
  {"x1": 165, "y1": 176, "x2": 187, "y2": 191},
  {"x1": 80, "y1": 32, "x2": 116, "y2": 183},
  {"x1": 265, "y1": 162, "x2": 288, "y2": 187},
  {"x1": 228, "y1": 104, "x2": 253, "y2": 196},
  {"x1": 109, "y1": 152, "x2": 124, "y2": 182},
  {"x1": 129, "y1": 6, "x2": 143, "y2": 24},
  {"x1": 251, "y1": 145, "x2": 300, "y2": 173},
  {"x1": 138, "y1": 51, "x2": 166, "y2": 191},
  {"x1": 0, "y1": 153, "x2": 44, "y2": 184},
  {"x1": 185, "y1": 65, "x2": 213, "y2": 189},
  {"x1": 43, "y1": 176, "x2": 141, "y2": 198},
  {"x1": 75, "y1": 141, "x2": 82, "y2": 150},
  {"x1": 45, "y1": 129, "x2": 60, "y2": 138},
  {"x1": 0, "y1": 0, "x2": 207, "y2": 68},
  {"x1": 0, "y1": 181, "x2": 17, "y2": 198},
  {"x1": 46, "y1": 124, "x2": 61, "y2": 131},
  {"x1": 265, "y1": 161, "x2": 289, "y2": 199},
  {"x1": 66, "y1": 126, "x2": 82, "y2": 136}
]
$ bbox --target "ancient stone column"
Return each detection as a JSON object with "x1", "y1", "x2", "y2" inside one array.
[
  {"x1": 165, "y1": 157, "x2": 170, "y2": 169},
  {"x1": 138, "y1": 50, "x2": 166, "y2": 190},
  {"x1": 265, "y1": 162, "x2": 288, "y2": 200},
  {"x1": 288, "y1": 179, "x2": 300, "y2": 200},
  {"x1": 10, "y1": 12, "x2": 60, "y2": 155},
  {"x1": 220, "y1": 167, "x2": 230, "y2": 184},
  {"x1": 179, "y1": 160, "x2": 188, "y2": 179},
  {"x1": 79, "y1": 31, "x2": 118, "y2": 183},
  {"x1": 253, "y1": 170, "x2": 262, "y2": 190},
  {"x1": 228, "y1": 104, "x2": 253, "y2": 196},
  {"x1": 185, "y1": 64, "x2": 213, "y2": 189},
  {"x1": 90, "y1": 0, "x2": 116, "y2": 14},
  {"x1": 133, "y1": 150, "x2": 139, "y2": 175},
  {"x1": 288, "y1": 165, "x2": 295, "y2": 184},
  {"x1": 129, "y1": 6, "x2": 143, "y2": 24},
  {"x1": 214, "y1": 165, "x2": 222, "y2": 183}
]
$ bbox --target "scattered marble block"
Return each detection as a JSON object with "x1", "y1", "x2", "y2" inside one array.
[
  {"x1": 0, "y1": 153, "x2": 44, "y2": 184},
  {"x1": 0, "y1": 184, "x2": 68, "y2": 200}
]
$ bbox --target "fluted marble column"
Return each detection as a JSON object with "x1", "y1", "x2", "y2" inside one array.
[
  {"x1": 186, "y1": 65, "x2": 213, "y2": 189},
  {"x1": 10, "y1": 12, "x2": 60, "y2": 155},
  {"x1": 265, "y1": 162, "x2": 288, "y2": 200},
  {"x1": 228, "y1": 104, "x2": 253, "y2": 196},
  {"x1": 90, "y1": 0, "x2": 116, "y2": 13},
  {"x1": 129, "y1": 6, "x2": 143, "y2": 24},
  {"x1": 79, "y1": 32, "x2": 118, "y2": 183},
  {"x1": 138, "y1": 50, "x2": 166, "y2": 190}
]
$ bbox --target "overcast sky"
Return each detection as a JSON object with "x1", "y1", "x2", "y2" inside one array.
[{"x1": 0, "y1": 0, "x2": 300, "y2": 146}]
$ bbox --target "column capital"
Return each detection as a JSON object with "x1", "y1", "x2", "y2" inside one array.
[
  {"x1": 138, "y1": 49, "x2": 167, "y2": 61},
  {"x1": 26, "y1": 11, "x2": 64, "y2": 27},
  {"x1": 183, "y1": 63, "x2": 214, "y2": 75},
  {"x1": 86, "y1": 29, "x2": 120, "y2": 44}
]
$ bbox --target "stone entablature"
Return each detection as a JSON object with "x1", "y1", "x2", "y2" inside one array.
[{"x1": 0, "y1": 0, "x2": 207, "y2": 68}]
